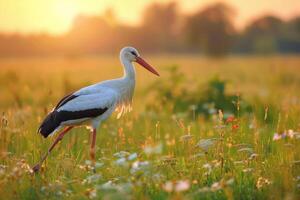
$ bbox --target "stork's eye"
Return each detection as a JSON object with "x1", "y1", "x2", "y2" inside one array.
[{"x1": 130, "y1": 51, "x2": 137, "y2": 56}]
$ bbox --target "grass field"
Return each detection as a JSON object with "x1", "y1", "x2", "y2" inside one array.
[{"x1": 1, "y1": 55, "x2": 300, "y2": 199}]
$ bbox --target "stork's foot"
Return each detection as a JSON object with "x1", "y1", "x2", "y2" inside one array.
[{"x1": 32, "y1": 163, "x2": 41, "y2": 173}]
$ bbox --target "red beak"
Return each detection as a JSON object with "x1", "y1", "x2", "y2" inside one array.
[{"x1": 135, "y1": 56, "x2": 160, "y2": 76}]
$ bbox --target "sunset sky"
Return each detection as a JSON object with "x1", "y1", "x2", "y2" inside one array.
[{"x1": 0, "y1": 0, "x2": 299, "y2": 35}]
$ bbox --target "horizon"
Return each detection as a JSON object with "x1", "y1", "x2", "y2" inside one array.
[{"x1": 0, "y1": 0, "x2": 300, "y2": 36}]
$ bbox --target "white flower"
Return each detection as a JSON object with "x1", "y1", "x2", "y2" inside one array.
[
  {"x1": 130, "y1": 161, "x2": 150, "y2": 174},
  {"x1": 175, "y1": 180, "x2": 190, "y2": 192},
  {"x1": 95, "y1": 162, "x2": 104, "y2": 169},
  {"x1": 273, "y1": 129, "x2": 300, "y2": 141},
  {"x1": 211, "y1": 182, "x2": 221, "y2": 191},
  {"x1": 144, "y1": 143, "x2": 162, "y2": 155},
  {"x1": 196, "y1": 139, "x2": 217, "y2": 151},
  {"x1": 113, "y1": 151, "x2": 130, "y2": 158},
  {"x1": 162, "y1": 181, "x2": 173, "y2": 192},
  {"x1": 85, "y1": 174, "x2": 101, "y2": 184},
  {"x1": 162, "y1": 180, "x2": 190, "y2": 192},
  {"x1": 88, "y1": 189, "x2": 97, "y2": 199},
  {"x1": 115, "y1": 157, "x2": 127, "y2": 166},
  {"x1": 248, "y1": 153, "x2": 259, "y2": 160},
  {"x1": 180, "y1": 135, "x2": 193, "y2": 142},
  {"x1": 242, "y1": 168, "x2": 253, "y2": 173},
  {"x1": 97, "y1": 181, "x2": 114, "y2": 190},
  {"x1": 128, "y1": 153, "x2": 138, "y2": 161},
  {"x1": 273, "y1": 133, "x2": 281, "y2": 140}
]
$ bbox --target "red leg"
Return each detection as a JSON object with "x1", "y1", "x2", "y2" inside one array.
[
  {"x1": 90, "y1": 128, "x2": 97, "y2": 162},
  {"x1": 32, "y1": 126, "x2": 73, "y2": 173}
]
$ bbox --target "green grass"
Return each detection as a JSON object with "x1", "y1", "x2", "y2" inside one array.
[{"x1": 0, "y1": 55, "x2": 300, "y2": 199}]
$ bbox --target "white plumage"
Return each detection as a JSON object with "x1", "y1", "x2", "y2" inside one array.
[{"x1": 32, "y1": 46, "x2": 159, "y2": 172}]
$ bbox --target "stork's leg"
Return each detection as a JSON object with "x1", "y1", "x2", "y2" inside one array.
[
  {"x1": 90, "y1": 128, "x2": 97, "y2": 162},
  {"x1": 32, "y1": 126, "x2": 73, "y2": 173}
]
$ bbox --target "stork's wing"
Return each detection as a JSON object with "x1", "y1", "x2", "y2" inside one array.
[
  {"x1": 54, "y1": 93, "x2": 78, "y2": 110},
  {"x1": 38, "y1": 88, "x2": 118, "y2": 138},
  {"x1": 57, "y1": 88, "x2": 118, "y2": 112}
]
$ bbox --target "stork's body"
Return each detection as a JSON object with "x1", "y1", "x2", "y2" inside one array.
[{"x1": 32, "y1": 47, "x2": 159, "y2": 172}]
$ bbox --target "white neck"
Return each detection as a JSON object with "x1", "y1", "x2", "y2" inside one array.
[{"x1": 120, "y1": 55, "x2": 135, "y2": 80}]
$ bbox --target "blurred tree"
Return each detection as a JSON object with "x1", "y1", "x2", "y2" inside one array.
[
  {"x1": 0, "y1": 2, "x2": 300, "y2": 56},
  {"x1": 139, "y1": 2, "x2": 179, "y2": 51},
  {"x1": 240, "y1": 16, "x2": 283, "y2": 54},
  {"x1": 279, "y1": 17, "x2": 300, "y2": 53},
  {"x1": 66, "y1": 15, "x2": 118, "y2": 54},
  {"x1": 234, "y1": 15, "x2": 300, "y2": 54},
  {"x1": 184, "y1": 3, "x2": 236, "y2": 56}
]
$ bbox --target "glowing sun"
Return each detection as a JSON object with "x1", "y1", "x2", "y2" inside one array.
[{"x1": 53, "y1": 1, "x2": 79, "y2": 24}]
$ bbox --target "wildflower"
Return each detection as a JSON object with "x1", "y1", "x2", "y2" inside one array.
[
  {"x1": 144, "y1": 143, "x2": 162, "y2": 155},
  {"x1": 128, "y1": 153, "x2": 138, "y2": 161},
  {"x1": 218, "y1": 110, "x2": 224, "y2": 121},
  {"x1": 189, "y1": 104, "x2": 197, "y2": 111},
  {"x1": 203, "y1": 163, "x2": 212, "y2": 169},
  {"x1": 84, "y1": 174, "x2": 101, "y2": 184},
  {"x1": 162, "y1": 181, "x2": 173, "y2": 192},
  {"x1": 294, "y1": 176, "x2": 300, "y2": 181},
  {"x1": 232, "y1": 124, "x2": 239, "y2": 130},
  {"x1": 226, "y1": 116, "x2": 235, "y2": 123},
  {"x1": 85, "y1": 188, "x2": 97, "y2": 199},
  {"x1": 85, "y1": 160, "x2": 92, "y2": 165},
  {"x1": 191, "y1": 153, "x2": 205, "y2": 159},
  {"x1": 226, "y1": 178, "x2": 234, "y2": 185},
  {"x1": 248, "y1": 153, "x2": 259, "y2": 160},
  {"x1": 287, "y1": 129, "x2": 294, "y2": 138},
  {"x1": 130, "y1": 161, "x2": 150, "y2": 174},
  {"x1": 211, "y1": 182, "x2": 221, "y2": 191},
  {"x1": 1, "y1": 113, "x2": 8, "y2": 127},
  {"x1": 203, "y1": 163, "x2": 212, "y2": 176},
  {"x1": 180, "y1": 134, "x2": 193, "y2": 142},
  {"x1": 162, "y1": 180, "x2": 190, "y2": 192},
  {"x1": 166, "y1": 138, "x2": 176, "y2": 146},
  {"x1": 113, "y1": 151, "x2": 130, "y2": 158},
  {"x1": 256, "y1": 177, "x2": 271, "y2": 189},
  {"x1": 273, "y1": 129, "x2": 300, "y2": 141},
  {"x1": 197, "y1": 178, "x2": 234, "y2": 193},
  {"x1": 273, "y1": 133, "x2": 282, "y2": 141},
  {"x1": 242, "y1": 168, "x2": 253, "y2": 173},
  {"x1": 175, "y1": 180, "x2": 190, "y2": 192},
  {"x1": 198, "y1": 187, "x2": 210, "y2": 193},
  {"x1": 115, "y1": 157, "x2": 127, "y2": 166},
  {"x1": 195, "y1": 138, "x2": 217, "y2": 151},
  {"x1": 94, "y1": 162, "x2": 104, "y2": 169},
  {"x1": 214, "y1": 125, "x2": 226, "y2": 129},
  {"x1": 234, "y1": 160, "x2": 245, "y2": 165},
  {"x1": 160, "y1": 156, "x2": 177, "y2": 166},
  {"x1": 96, "y1": 181, "x2": 118, "y2": 190}
]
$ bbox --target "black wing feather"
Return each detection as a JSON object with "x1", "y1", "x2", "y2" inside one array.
[
  {"x1": 38, "y1": 92, "x2": 108, "y2": 138},
  {"x1": 54, "y1": 93, "x2": 78, "y2": 110},
  {"x1": 38, "y1": 108, "x2": 108, "y2": 138}
]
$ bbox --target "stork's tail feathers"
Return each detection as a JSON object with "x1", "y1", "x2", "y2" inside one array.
[{"x1": 38, "y1": 111, "x2": 60, "y2": 138}]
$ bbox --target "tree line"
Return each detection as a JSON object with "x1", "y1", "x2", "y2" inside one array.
[{"x1": 0, "y1": 2, "x2": 299, "y2": 57}]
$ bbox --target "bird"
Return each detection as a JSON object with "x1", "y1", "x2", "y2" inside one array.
[{"x1": 32, "y1": 46, "x2": 159, "y2": 172}]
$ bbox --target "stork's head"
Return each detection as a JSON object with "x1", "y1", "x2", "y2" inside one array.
[{"x1": 120, "y1": 46, "x2": 160, "y2": 76}]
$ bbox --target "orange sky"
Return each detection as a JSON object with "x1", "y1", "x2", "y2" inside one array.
[{"x1": 0, "y1": 0, "x2": 299, "y2": 35}]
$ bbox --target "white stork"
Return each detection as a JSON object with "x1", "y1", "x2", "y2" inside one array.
[{"x1": 32, "y1": 46, "x2": 159, "y2": 172}]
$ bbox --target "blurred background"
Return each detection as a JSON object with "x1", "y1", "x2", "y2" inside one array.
[
  {"x1": 0, "y1": 0, "x2": 299, "y2": 57},
  {"x1": 1, "y1": 2, "x2": 300, "y2": 199}
]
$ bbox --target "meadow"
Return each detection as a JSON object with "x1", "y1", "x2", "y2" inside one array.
[{"x1": 0, "y1": 55, "x2": 300, "y2": 199}]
